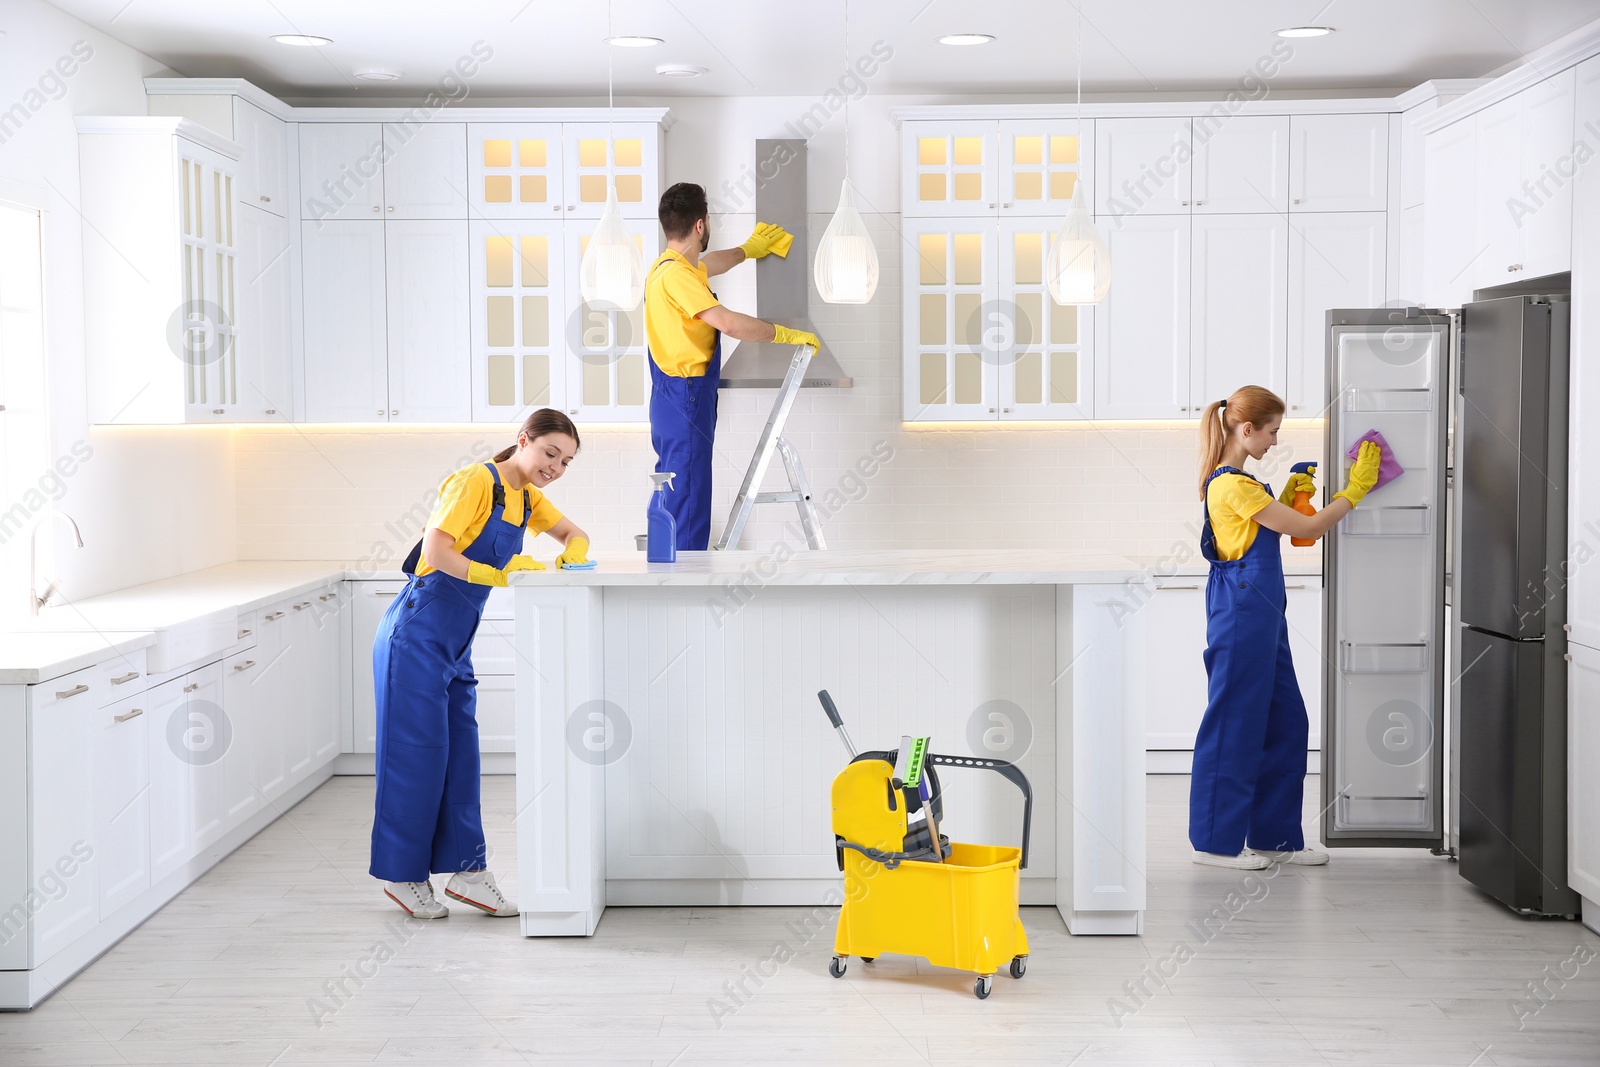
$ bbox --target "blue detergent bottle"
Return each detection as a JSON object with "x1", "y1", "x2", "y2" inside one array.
[{"x1": 647, "y1": 472, "x2": 677, "y2": 563}]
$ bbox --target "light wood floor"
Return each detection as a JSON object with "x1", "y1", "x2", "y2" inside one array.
[{"x1": 3, "y1": 774, "x2": 1598, "y2": 1066}]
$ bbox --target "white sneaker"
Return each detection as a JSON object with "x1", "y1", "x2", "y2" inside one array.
[
  {"x1": 444, "y1": 871, "x2": 517, "y2": 916},
  {"x1": 1192, "y1": 850, "x2": 1271, "y2": 870},
  {"x1": 384, "y1": 879, "x2": 448, "y2": 919},
  {"x1": 1253, "y1": 847, "x2": 1329, "y2": 866}
]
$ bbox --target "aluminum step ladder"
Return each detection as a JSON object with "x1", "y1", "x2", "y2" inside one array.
[{"x1": 716, "y1": 344, "x2": 826, "y2": 551}]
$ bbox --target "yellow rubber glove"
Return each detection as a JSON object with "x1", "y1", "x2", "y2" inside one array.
[
  {"x1": 504, "y1": 555, "x2": 546, "y2": 574},
  {"x1": 740, "y1": 222, "x2": 793, "y2": 260},
  {"x1": 466, "y1": 556, "x2": 544, "y2": 587},
  {"x1": 1333, "y1": 440, "x2": 1382, "y2": 508},
  {"x1": 772, "y1": 324, "x2": 820, "y2": 350},
  {"x1": 1277, "y1": 472, "x2": 1317, "y2": 507},
  {"x1": 555, "y1": 536, "x2": 590, "y2": 568}
]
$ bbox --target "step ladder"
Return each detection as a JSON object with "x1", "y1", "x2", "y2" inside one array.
[{"x1": 716, "y1": 344, "x2": 826, "y2": 551}]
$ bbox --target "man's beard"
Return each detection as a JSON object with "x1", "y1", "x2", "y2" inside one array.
[{"x1": 699, "y1": 225, "x2": 710, "y2": 253}]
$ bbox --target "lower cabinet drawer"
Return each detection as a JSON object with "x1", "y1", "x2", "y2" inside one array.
[{"x1": 94, "y1": 693, "x2": 151, "y2": 919}]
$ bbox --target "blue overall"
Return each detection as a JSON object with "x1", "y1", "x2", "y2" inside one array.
[
  {"x1": 369, "y1": 463, "x2": 529, "y2": 883},
  {"x1": 647, "y1": 259, "x2": 722, "y2": 552},
  {"x1": 1189, "y1": 466, "x2": 1309, "y2": 855}
]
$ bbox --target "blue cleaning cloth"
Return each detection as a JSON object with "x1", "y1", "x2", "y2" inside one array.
[{"x1": 560, "y1": 560, "x2": 598, "y2": 570}]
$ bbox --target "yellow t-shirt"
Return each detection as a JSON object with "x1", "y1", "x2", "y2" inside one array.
[
  {"x1": 1206, "y1": 470, "x2": 1274, "y2": 561},
  {"x1": 413, "y1": 463, "x2": 564, "y2": 577},
  {"x1": 644, "y1": 249, "x2": 720, "y2": 377}
]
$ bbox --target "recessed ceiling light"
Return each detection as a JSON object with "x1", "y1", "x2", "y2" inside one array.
[
  {"x1": 270, "y1": 33, "x2": 333, "y2": 47},
  {"x1": 354, "y1": 68, "x2": 403, "y2": 82},
  {"x1": 938, "y1": 33, "x2": 994, "y2": 46},
  {"x1": 655, "y1": 63, "x2": 708, "y2": 78},
  {"x1": 606, "y1": 35, "x2": 664, "y2": 47},
  {"x1": 1276, "y1": 26, "x2": 1334, "y2": 38}
]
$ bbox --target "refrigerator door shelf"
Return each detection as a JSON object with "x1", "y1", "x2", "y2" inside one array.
[
  {"x1": 1341, "y1": 387, "x2": 1434, "y2": 413},
  {"x1": 1341, "y1": 506, "x2": 1431, "y2": 537}
]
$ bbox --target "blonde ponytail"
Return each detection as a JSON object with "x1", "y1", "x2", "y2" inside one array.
[{"x1": 1195, "y1": 385, "x2": 1286, "y2": 499}]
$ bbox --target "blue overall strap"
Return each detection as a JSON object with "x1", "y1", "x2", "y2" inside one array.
[{"x1": 1199, "y1": 466, "x2": 1259, "y2": 564}]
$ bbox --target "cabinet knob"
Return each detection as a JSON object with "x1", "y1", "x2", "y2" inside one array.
[
  {"x1": 553, "y1": 205, "x2": 561, "y2": 212},
  {"x1": 265, "y1": 408, "x2": 276, "y2": 415},
  {"x1": 1508, "y1": 263, "x2": 1523, "y2": 272},
  {"x1": 988, "y1": 407, "x2": 995, "y2": 413},
  {"x1": 1565, "y1": 623, "x2": 1573, "y2": 632},
  {"x1": 371, "y1": 206, "x2": 380, "y2": 213},
  {"x1": 1180, "y1": 200, "x2": 1189, "y2": 206},
  {"x1": 987, "y1": 202, "x2": 995, "y2": 209},
  {"x1": 212, "y1": 408, "x2": 224, "y2": 415},
  {"x1": 568, "y1": 205, "x2": 576, "y2": 210},
  {"x1": 1001, "y1": 202, "x2": 1011, "y2": 208},
  {"x1": 1292, "y1": 404, "x2": 1303, "y2": 410},
  {"x1": 378, "y1": 409, "x2": 385, "y2": 416},
  {"x1": 1565, "y1": 653, "x2": 1574, "y2": 662},
  {"x1": 1194, "y1": 200, "x2": 1203, "y2": 206},
  {"x1": 260, "y1": 194, "x2": 272, "y2": 203},
  {"x1": 390, "y1": 409, "x2": 398, "y2": 416},
  {"x1": 1002, "y1": 407, "x2": 1011, "y2": 413},
  {"x1": 1293, "y1": 198, "x2": 1302, "y2": 205}
]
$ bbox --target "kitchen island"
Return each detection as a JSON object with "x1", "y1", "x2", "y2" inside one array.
[{"x1": 510, "y1": 549, "x2": 1156, "y2": 938}]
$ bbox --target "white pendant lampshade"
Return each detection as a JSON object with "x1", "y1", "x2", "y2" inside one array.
[
  {"x1": 814, "y1": 179, "x2": 879, "y2": 304},
  {"x1": 1046, "y1": 182, "x2": 1111, "y2": 305},
  {"x1": 580, "y1": 185, "x2": 644, "y2": 311}
]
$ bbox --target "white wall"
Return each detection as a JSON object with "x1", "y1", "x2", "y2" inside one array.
[
  {"x1": 234, "y1": 92, "x2": 1324, "y2": 566},
  {"x1": 0, "y1": 0, "x2": 237, "y2": 617}
]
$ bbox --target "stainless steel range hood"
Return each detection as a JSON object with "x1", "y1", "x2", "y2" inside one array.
[{"x1": 718, "y1": 138, "x2": 853, "y2": 389}]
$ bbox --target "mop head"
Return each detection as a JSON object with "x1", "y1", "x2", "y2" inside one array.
[{"x1": 1346, "y1": 429, "x2": 1405, "y2": 490}]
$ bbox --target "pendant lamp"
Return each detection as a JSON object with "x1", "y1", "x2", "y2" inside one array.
[
  {"x1": 815, "y1": 0, "x2": 879, "y2": 303},
  {"x1": 580, "y1": 0, "x2": 645, "y2": 311},
  {"x1": 1046, "y1": 6, "x2": 1110, "y2": 306}
]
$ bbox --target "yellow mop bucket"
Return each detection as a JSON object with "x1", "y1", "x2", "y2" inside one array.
[{"x1": 817, "y1": 691, "x2": 1032, "y2": 999}]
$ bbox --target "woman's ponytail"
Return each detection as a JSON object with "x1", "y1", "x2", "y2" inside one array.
[
  {"x1": 1196, "y1": 385, "x2": 1286, "y2": 499},
  {"x1": 493, "y1": 408, "x2": 581, "y2": 463}
]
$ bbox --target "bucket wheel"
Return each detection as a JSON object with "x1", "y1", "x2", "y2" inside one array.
[
  {"x1": 828, "y1": 956, "x2": 847, "y2": 978},
  {"x1": 974, "y1": 974, "x2": 993, "y2": 999},
  {"x1": 1009, "y1": 955, "x2": 1027, "y2": 979}
]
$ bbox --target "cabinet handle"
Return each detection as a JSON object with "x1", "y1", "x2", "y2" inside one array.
[
  {"x1": 111, "y1": 671, "x2": 140, "y2": 685},
  {"x1": 390, "y1": 410, "x2": 398, "y2": 416},
  {"x1": 1507, "y1": 263, "x2": 1523, "y2": 272},
  {"x1": 371, "y1": 206, "x2": 380, "y2": 213},
  {"x1": 265, "y1": 409, "x2": 276, "y2": 415},
  {"x1": 552, "y1": 205, "x2": 560, "y2": 211},
  {"x1": 55, "y1": 684, "x2": 89, "y2": 699},
  {"x1": 114, "y1": 708, "x2": 144, "y2": 723},
  {"x1": 1001, "y1": 202, "x2": 1011, "y2": 208},
  {"x1": 374, "y1": 591, "x2": 401, "y2": 598},
  {"x1": 1565, "y1": 623, "x2": 1573, "y2": 633},
  {"x1": 266, "y1": 611, "x2": 285, "y2": 620},
  {"x1": 1156, "y1": 584, "x2": 1199, "y2": 590},
  {"x1": 238, "y1": 629, "x2": 252, "y2": 638},
  {"x1": 1565, "y1": 653, "x2": 1573, "y2": 662},
  {"x1": 260, "y1": 194, "x2": 271, "y2": 203},
  {"x1": 1293, "y1": 198, "x2": 1302, "y2": 204},
  {"x1": 1180, "y1": 200, "x2": 1189, "y2": 206},
  {"x1": 1002, "y1": 407, "x2": 1011, "y2": 413},
  {"x1": 184, "y1": 682, "x2": 200, "y2": 693},
  {"x1": 234, "y1": 660, "x2": 257, "y2": 672},
  {"x1": 319, "y1": 593, "x2": 338, "y2": 601},
  {"x1": 1285, "y1": 584, "x2": 1308, "y2": 590},
  {"x1": 378, "y1": 409, "x2": 385, "y2": 416},
  {"x1": 986, "y1": 202, "x2": 995, "y2": 209},
  {"x1": 293, "y1": 601, "x2": 311, "y2": 610},
  {"x1": 212, "y1": 408, "x2": 224, "y2": 415}
]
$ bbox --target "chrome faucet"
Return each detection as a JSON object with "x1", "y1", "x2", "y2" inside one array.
[{"x1": 30, "y1": 511, "x2": 85, "y2": 614}]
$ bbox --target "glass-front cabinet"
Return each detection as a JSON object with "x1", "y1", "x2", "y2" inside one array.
[
  {"x1": 467, "y1": 121, "x2": 661, "y2": 221},
  {"x1": 902, "y1": 119, "x2": 1091, "y2": 219}
]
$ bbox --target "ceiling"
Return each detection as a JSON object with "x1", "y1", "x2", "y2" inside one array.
[{"x1": 39, "y1": 0, "x2": 1600, "y2": 102}]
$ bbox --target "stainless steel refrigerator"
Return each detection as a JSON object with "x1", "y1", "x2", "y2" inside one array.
[{"x1": 1321, "y1": 295, "x2": 1580, "y2": 918}]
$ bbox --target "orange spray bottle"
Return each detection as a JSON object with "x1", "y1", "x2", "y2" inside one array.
[{"x1": 1289, "y1": 461, "x2": 1318, "y2": 547}]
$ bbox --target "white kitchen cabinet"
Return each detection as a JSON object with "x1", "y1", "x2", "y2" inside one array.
[
  {"x1": 77, "y1": 118, "x2": 244, "y2": 425},
  {"x1": 904, "y1": 120, "x2": 1091, "y2": 218},
  {"x1": 1093, "y1": 214, "x2": 1190, "y2": 419},
  {"x1": 1508, "y1": 70, "x2": 1576, "y2": 282},
  {"x1": 470, "y1": 219, "x2": 567, "y2": 422},
  {"x1": 1140, "y1": 582, "x2": 1209, "y2": 749},
  {"x1": 468, "y1": 122, "x2": 565, "y2": 219},
  {"x1": 253, "y1": 601, "x2": 294, "y2": 799},
  {"x1": 1285, "y1": 582, "x2": 1324, "y2": 750},
  {"x1": 902, "y1": 121, "x2": 1002, "y2": 217},
  {"x1": 234, "y1": 204, "x2": 294, "y2": 420},
  {"x1": 146, "y1": 674, "x2": 194, "y2": 883},
  {"x1": 1473, "y1": 98, "x2": 1524, "y2": 290},
  {"x1": 219, "y1": 649, "x2": 263, "y2": 828},
  {"x1": 93, "y1": 692, "x2": 151, "y2": 920},
  {"x1": 386, "y1": 220, "x2": 472, "y2": 422},
  {"x1": 901, "y1": 216, "x2": 999, "y2": 420},
  {"x1": 996, "y1": 216, "x2": 1093, "y2": 420},
  {"x1": 351, "y1": 582, "x2": 405, "y2": 754},
  {"x1": 561, "y1": 122, "x2": 661, "y2": 220},
  {"x1": 301, "y1": 220, "x2": 389, "y2": 421},
  {"x1": 1571, "y1": 55, "x2": 1600, "y2": 653},
  {"x1": 563, "y1": 222, "x2": 655, "y2": 422},
  {"x1": 305, "y1": 588, "x2": 345, "y2": 767},
  {"x1": 1190, "y1": 213, "x2": 1289, "y2": 409},
  {"x1": 299, "y1": 123, "x2": 385, "y2": 221},
  {"x1": 1095, "y1": 117, "x2": 1192, "y2": 216},
  {"x1": 1289, "y1": 114, "x2": 1388, "y2": 211},
  {"x1": 1422, "y1": 119, "x2": 1478, "y2": 308},
  {"x1": 1287, "y1": 212, "x2": 1388, "y2": 417},
  {"x1": 26, "y1": 674, "x2": 98, "y2": 965},
  {"x1": 233, "y1": 97, "x2": 287, "y2": 216},
  {"x1": 1569, "y1": 641, "x2": 1600, "y2": 909},
  {"x1": 1190, "y1": 115, "x2": 1289, "y2": 214},
  {"x1": 382, "y1": 123, "x2": 468, "y2": 218}
]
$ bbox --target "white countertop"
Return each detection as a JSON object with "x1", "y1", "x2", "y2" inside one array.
[
  {"x1": 509, "y1": 548, "x2": 1323, "y2": 587},
  {"x1": 0, "y1": 631, "x2": 156, "y2": 686}
]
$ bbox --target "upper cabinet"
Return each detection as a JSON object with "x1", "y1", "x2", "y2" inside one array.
[
  {"x1": 383, "y1": 123, "x2": 468, "y2": 218},
  {"x1": 232, "y1": 98, "x2": 287, "y2": 216},
  {"x1": 1190, "y1": 115, "x2": 1289, "y2": 214},
  {"x1": 1289, "y1": 113, "x2": 1389, "y2": 211},
  {"x1": 300, "y1": 123, "x2": 470, "y2": 221},
  {"x1": 467, "y1": 122, "x2": 661, "y2": 220},
  {"x1": 298, "y1": 123, "x2": 386, "y2": 220},
  {"x1": 1095, "y1": 117, "x2": 1191, "y2": 216},
  {"x1": 901, "y1": 119, "x2": 1091, "y2": 217}
]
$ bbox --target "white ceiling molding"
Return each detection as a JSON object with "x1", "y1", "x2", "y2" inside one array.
[{"x1": 1415, "y1": 16, "x2": 1600, "y2": 132}]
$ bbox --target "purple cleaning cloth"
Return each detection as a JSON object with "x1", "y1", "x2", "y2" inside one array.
[{"x1": 1345, "y1": 428, "x2": 1405, "y2": 490}]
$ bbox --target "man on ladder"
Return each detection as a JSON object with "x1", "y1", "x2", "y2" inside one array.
[{"x1": 645, "y1": 182, "x2": 817, "y2": 550}]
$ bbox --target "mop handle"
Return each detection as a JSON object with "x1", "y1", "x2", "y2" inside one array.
[{"x1": 817, "y1": 690, "x2": 857, "y2": 760}]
